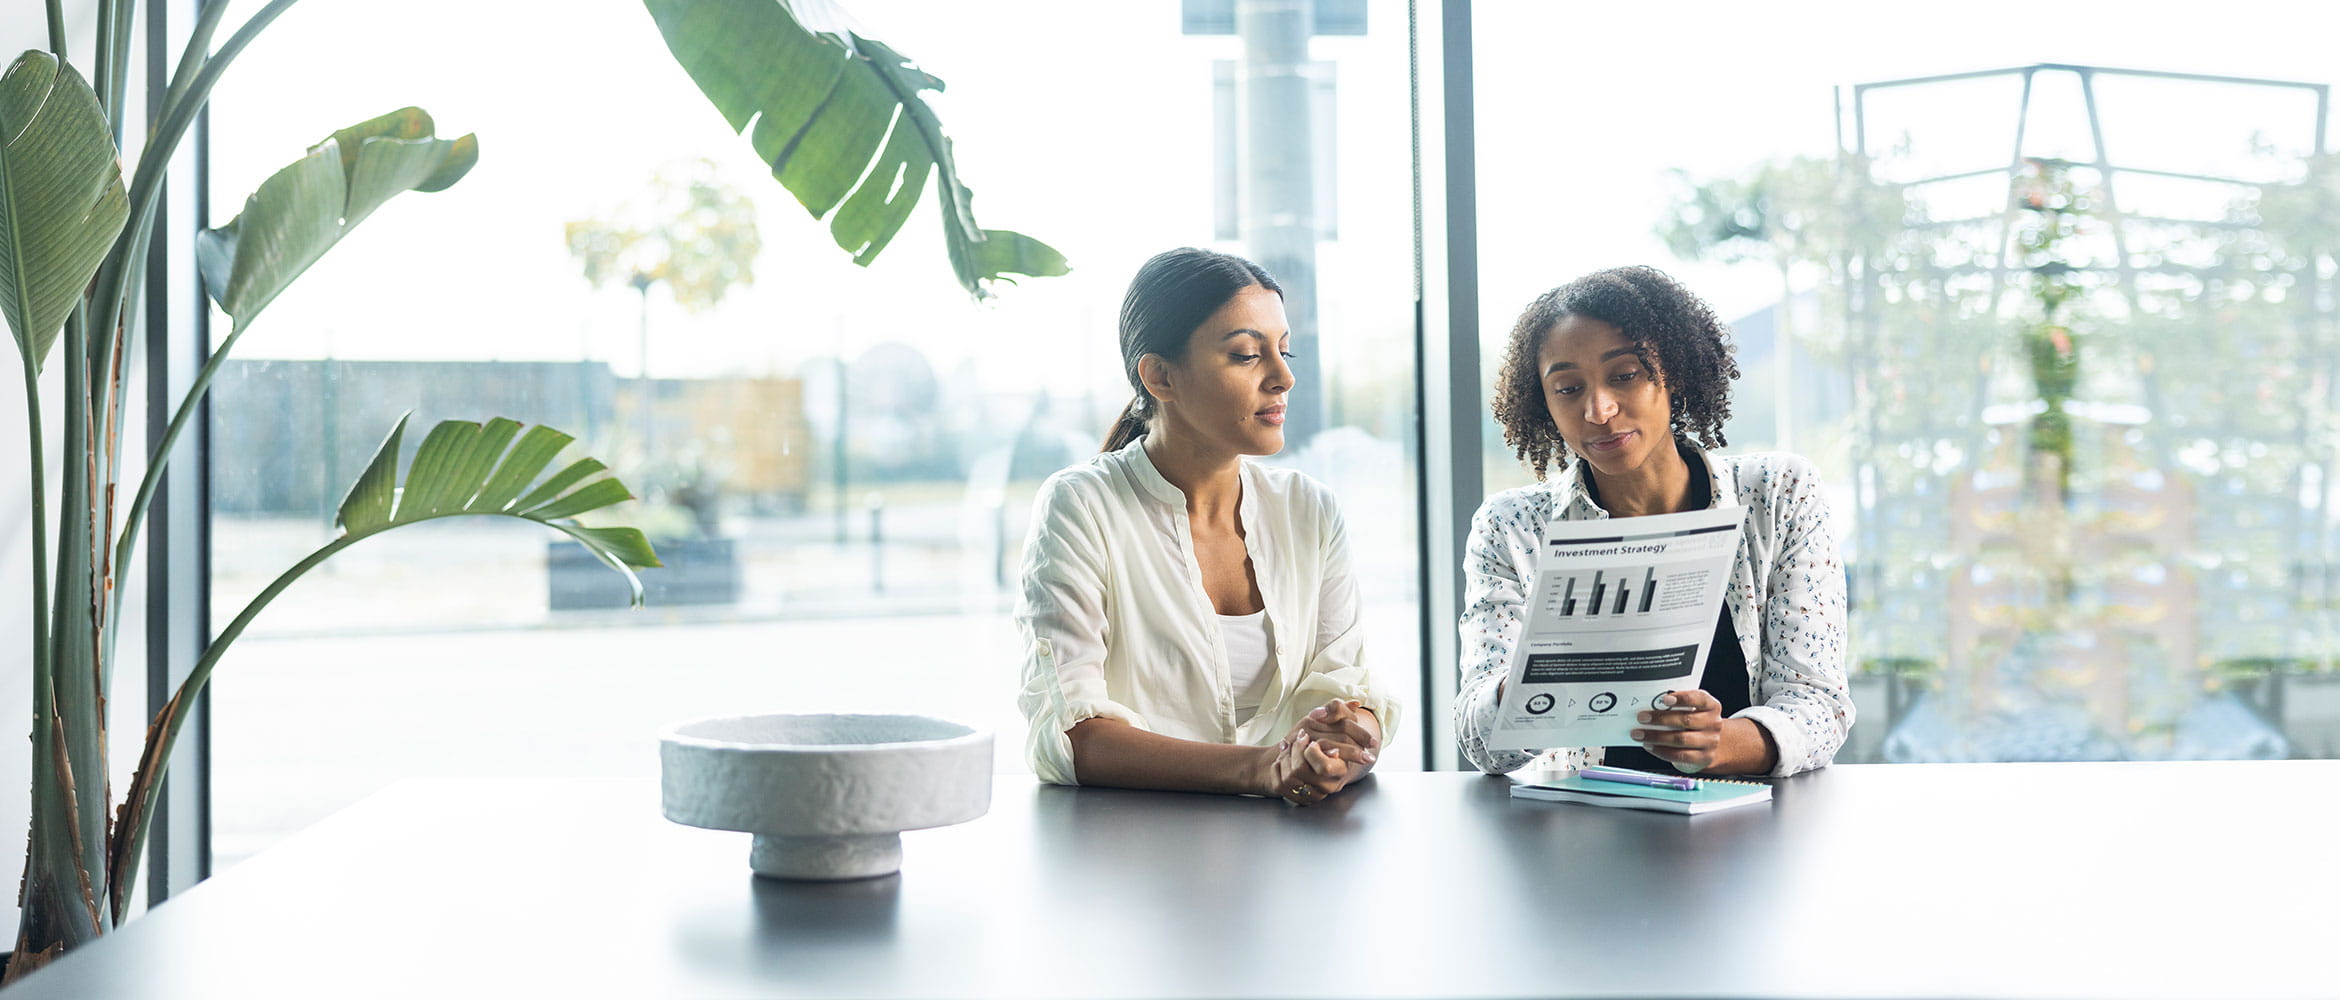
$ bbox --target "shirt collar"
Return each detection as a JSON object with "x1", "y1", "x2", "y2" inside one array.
[
  {"x1": 1120, "y1": 438, "x2": 1266, "y2": 531},
  {"x1": 1118, "y1": 438, "x2": 1189, "y2": 507},
  {"x1": 1549, "y1": 438, "x2": 1734, "y2": 518}
]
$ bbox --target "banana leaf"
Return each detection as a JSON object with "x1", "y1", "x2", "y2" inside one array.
[
  {"x1": 195, "y1": 107, "x2": 477, "y2": 331},
  {"x1": 644, "y1": 0, "x2": 1068, "y2": 298},
  {"x1": 0, "y1": 51, "x2": 128, "y2": 372},
  {"x1": 116, "y1": 108, "x2": 478, "y2": 602},
  {"x1": 106, "y1": 415, "x2": 658, "y2": 916}
]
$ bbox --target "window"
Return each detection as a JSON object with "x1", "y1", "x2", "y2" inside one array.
[
  {"x1": 1473, "y1": 1, "x2": 2340, "y2": 763},
  {"x1": 206, "y1": 0, "x2": 1422, "y2": 868}
]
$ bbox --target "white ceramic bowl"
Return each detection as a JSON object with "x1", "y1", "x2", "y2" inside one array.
[{"x1": 660, "y1": 714, "x2": 993, "y2": 879}]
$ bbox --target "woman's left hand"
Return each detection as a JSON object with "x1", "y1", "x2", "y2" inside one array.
[
  {"x1": 1273, "y1": 700, "x2": 1381, "y2": 805},
  {"x1": 1298, "y1": 699, "x2": 1380, "y2": 766},
  {"x1": 1631, "y1": 689, "x2": 1778, "y2": 775}
]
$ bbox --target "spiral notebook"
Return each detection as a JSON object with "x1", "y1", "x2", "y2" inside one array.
[{"x1": 1509, "y1": 771, "x2": 1772, "y2": 815}]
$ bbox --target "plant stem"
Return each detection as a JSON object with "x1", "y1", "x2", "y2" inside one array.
[
  {"x1": 94, "y1": 307, "x2": 126, "y2": 692},
  {"x1": 49, "y1": 304, "x2": 109, "y2": 923},
  {"x1": 92, "y1": 0, "x2": 300, "y2": 368},
  {"x1": 113, "y1": 321, "x2": 243, "y2": 600},
  {"x1": 19, "y1": 339, "x2": 52, "y2": 734},
  {"x1": 106, "y1": 0, "x2": 135, "y2": 142},
  {"x1": 104, "y1": 0, "x2": 300, "y2": 577},
  {"x1": 110, "y1": 528, "x2": 357, "y2": 906},
  {"x1": 46, "y1": 0, "x2": 66, "y2": 56},
  {"x1": 112, "y1": 484, "x2": 652, "y2": 901},
  {"x1": 51, "y1": 309, "x2": 83, "y2": 675},
  {"x1": 99, "y1": 220, "x2": 160, "y2": 653},
  {"x1": 159, "y1": 0, "x2": 231, "y2": 118},
  {"x1": 93, "y1": 0, "x2": 114, "y2": 121}
]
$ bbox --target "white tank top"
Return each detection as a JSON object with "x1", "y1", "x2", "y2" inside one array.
[{"x1": 1218, "y1": 610, "x2": 1276, "y2": 725}]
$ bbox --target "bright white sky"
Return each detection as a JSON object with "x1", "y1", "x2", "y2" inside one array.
[
  {"x1": 201, "y1": 0, "x2": 1417, "y2": 397},
  {"x1": 1473, "y1": 0, "x2": 2340, "y2": 329},
  {"x1": 161, "y1": 0, "x2": 2340, "y2": 391}
]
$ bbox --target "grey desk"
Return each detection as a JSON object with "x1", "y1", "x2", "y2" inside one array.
[{"x1": 13, "y1": 764, "x2": 2340, "y2": 998}]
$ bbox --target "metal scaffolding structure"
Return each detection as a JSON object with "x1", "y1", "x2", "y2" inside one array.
[{"x1": 1835, "y1": 63, "x2": 2334, "y2": 759}]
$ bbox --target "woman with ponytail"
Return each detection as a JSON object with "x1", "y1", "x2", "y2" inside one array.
[{"x1": 1014, "y1": 248, "x2": 1402, "y2": 804}]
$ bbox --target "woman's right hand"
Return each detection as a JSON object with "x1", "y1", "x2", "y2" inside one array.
[
  {"x1": 1257, "y1": 732, "x2": 1348, "y2": 804},
  {"x1": 1258, "y1": 710, "x2": 1374, "y2": 805}
]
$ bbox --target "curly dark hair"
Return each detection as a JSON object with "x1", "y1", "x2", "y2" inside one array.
[{"x1": 1492, "y1": 265, "x2": 1741, "y2": 480}]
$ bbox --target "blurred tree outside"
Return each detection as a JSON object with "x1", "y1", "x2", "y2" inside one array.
[
  {"x1": 566, "y1": 158, "x2": 766, "y2": 537},
  {"x1": 1654, "y1": 66, "x2": 2337, "y2": 761}
]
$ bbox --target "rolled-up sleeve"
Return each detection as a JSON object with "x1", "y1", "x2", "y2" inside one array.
[
  {"x1": 1736, "y1": 458, "x2": 1855, "y2": 777},
  {"x1": 1281, "y1": 496, "x2": 1404, "y2": 746},
  {"x1": 1015, "y1": 476, "x2": 1147, "y2": 785},
  {"x1": 1455, "y1": 501, "x2": 1539, "y2": 774}
]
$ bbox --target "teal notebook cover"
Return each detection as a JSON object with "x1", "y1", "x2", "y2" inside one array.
[{"x1": 1510, "y1": 773, "x2": 1771, "y2": 814}]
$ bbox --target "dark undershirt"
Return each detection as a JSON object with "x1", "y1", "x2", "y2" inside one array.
[{"x1": 1583, "y1": 444, "x2": 1750, "y2": 774}]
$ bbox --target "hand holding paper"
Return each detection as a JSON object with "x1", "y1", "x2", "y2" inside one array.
[
  {"x1": 1488, "y1": 507, "x2": 1744, "y2": 752},
  {"x1": 1630, "y1": 689, "x2": 1725, "y2": 772}
]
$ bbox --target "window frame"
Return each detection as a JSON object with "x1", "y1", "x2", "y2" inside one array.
[{"x1": 166, "y1": 0, "x2": 1495, "y2": 894}]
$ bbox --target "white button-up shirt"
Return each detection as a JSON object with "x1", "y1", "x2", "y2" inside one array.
[
  {"x1": 1016, "y1": 440, "x2": 1405, "y2": 785},
  {"x1": 1455, "y1": 446, "x2": 1854, "y2": 777}
]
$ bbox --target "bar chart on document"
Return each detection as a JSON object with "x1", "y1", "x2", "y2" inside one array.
[
  {"x1": 1544, "y1": 566, "x2": 1666, "y2": 618},
  {"x1": 1538, "y1": 560, "x2": 1716, "y2": 623},
  {"x1": 1488, "y1": 507, "x2": 1745, "y2": 750}
]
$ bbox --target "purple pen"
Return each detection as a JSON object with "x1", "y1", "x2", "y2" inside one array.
[{"x1": 1578, "y1": 766, "x2": 1697, "y2": 791}]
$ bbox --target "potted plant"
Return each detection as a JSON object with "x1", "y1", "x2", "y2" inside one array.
[
  {"x1": 4, "y1": 0, "x2": 1069, "y2": 980},
  {"x1": 0, "y1": 3, "x2": 661, "y2": 981}
]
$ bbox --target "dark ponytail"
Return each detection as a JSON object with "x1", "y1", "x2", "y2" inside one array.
[
  {"x1": 1101, "y1": 397, "x2": 1151, "y2": 454},
  {"x1": 1101, "y1": 247, "x2": 1283, "y2": 452}
]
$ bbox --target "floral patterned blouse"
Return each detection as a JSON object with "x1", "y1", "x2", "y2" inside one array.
[{"x1": 1454, "y1": 445, "x2": 1854, "y2": 777}]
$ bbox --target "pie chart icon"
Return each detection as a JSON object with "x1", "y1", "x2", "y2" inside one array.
[{"x1": 1588, "y1": 692, "x2": 1617, "y2": 713}]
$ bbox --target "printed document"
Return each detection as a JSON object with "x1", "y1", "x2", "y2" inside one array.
[{"x1": 1487, "y1": 506, "x2": 1744, "y2": 751}]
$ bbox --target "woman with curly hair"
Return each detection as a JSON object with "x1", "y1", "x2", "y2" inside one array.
[{"x1": 1455, "y1": 265, "x2": 1853, "y2": 777}]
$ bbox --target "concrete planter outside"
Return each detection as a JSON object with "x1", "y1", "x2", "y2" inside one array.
[{"x1": 549, "y1": 536, "x2": 738, "y2": 609}]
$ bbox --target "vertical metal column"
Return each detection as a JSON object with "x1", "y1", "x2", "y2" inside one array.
[
  {"x1": 1237, "y1": 0, "x2": 1322, "y2": 448},
  {"x1": 145, "y1": 0, "x2": 213, "y2": 906},
  {"x1": 1411, "y1": 0, "x2": 1480, "y2": 768}
]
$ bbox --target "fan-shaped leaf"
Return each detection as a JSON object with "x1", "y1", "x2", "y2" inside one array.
[
  {"x1": 0, "y1": 51, "x2": 129, "y2": 371},
  {"x1": 336, "y1": 412, "x2": 410, "y2": 534},
  {"x1": 393, "y1": 419, "x2": 479, "y2": 519},
  {"x1": 556, "y1": 524, "x2": 663, "y2": 573},
  {"x1": 435, "y1": 416, "x2": 521, "y2": 513},
  {"x1": 120, "y1": 417, "x2": 651, "y2": 960},
  {"x1": 468, "y1": 425, "x2": 574, "y2": 513},
  {"x1": 330, "y1": 417, "x2": 657, "y2": 589},
  {"x1": 522, "y1": 478, "x2": 634, "y2": 522},
  {"x1": 514, "y1": 458, "x2": 607, "y2": 513}
]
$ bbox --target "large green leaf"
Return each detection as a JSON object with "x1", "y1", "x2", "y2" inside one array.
[
  {"x1": 107, "y1": 416, "x2": 658, "y2": 916},
  {"x1": 644, "y1": 0, "x2": 1069, "y2": 298},
  {"x1": 335, "y1": 415, "x2": 661, "y2": 583},
  {"x1": 0, "y1": 51, "x2": 128, "y2": 372},
  {"x1": 195, "y1": 107, "x2": 477, "y2": 330}
]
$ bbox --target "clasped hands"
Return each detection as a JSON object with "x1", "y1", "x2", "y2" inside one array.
[{"x1": 1259, "y1": 699, "x2": 1379, "y2": 806}]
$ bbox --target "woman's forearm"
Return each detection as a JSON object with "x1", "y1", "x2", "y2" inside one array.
[
  {"x1": 1067, "y1": 718, "x2": 1275, "y2": 795},
  {"x1": 1715, "y1": 717, "x2": 1780, "y2": 775}
]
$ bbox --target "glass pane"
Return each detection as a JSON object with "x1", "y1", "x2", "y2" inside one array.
[
  {"x1": 207, "y1": 0, "x2": 1421, "y2": 868},
  {"x1": 1475, "y1": 2, "x2": 2339, "y2": 763}
]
